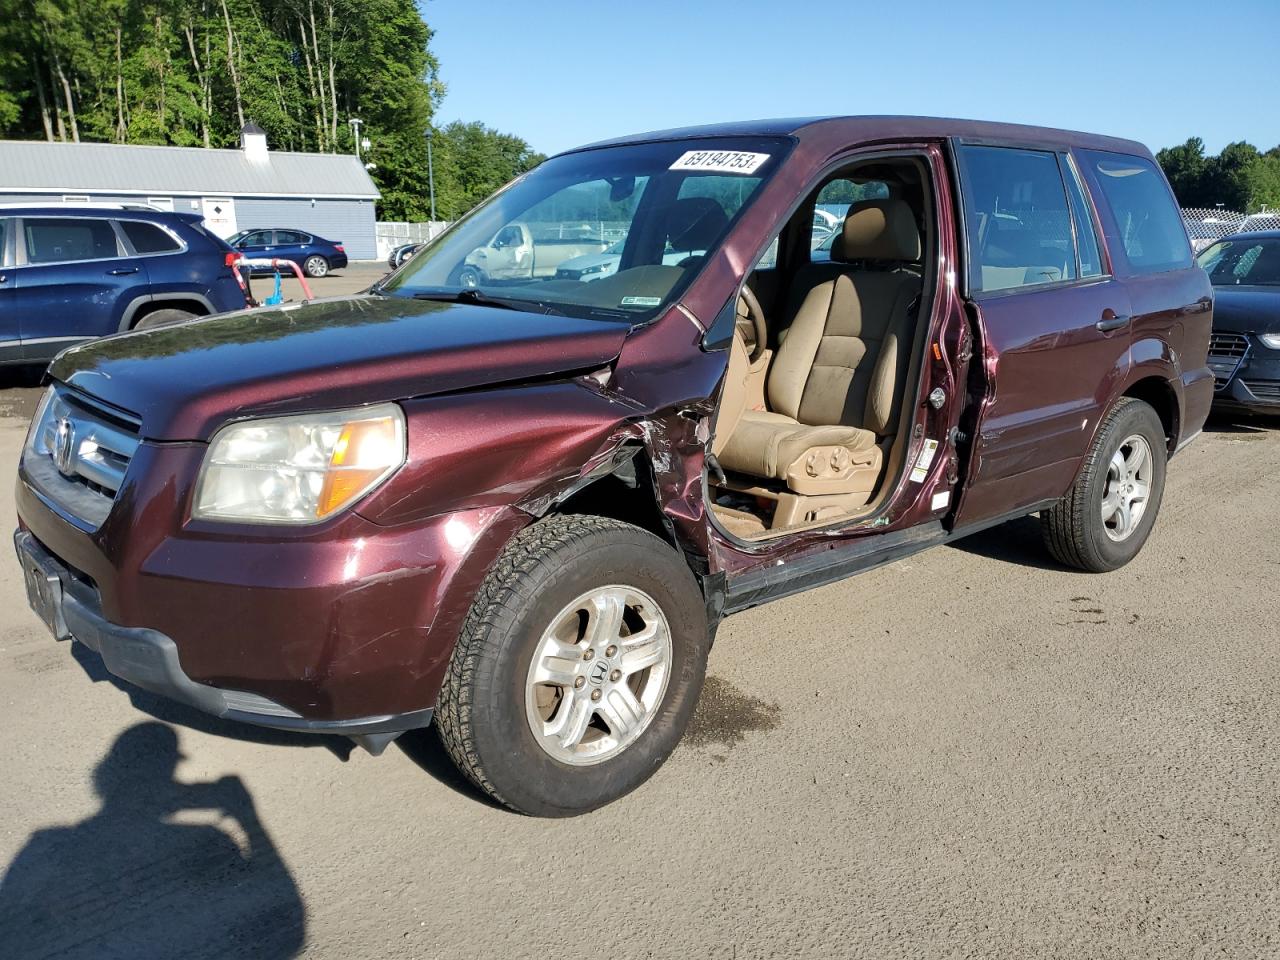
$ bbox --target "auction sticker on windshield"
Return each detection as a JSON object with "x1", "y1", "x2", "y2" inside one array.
[{"x1": 669, "y1": 151, "x2": 770, "y2": 175}]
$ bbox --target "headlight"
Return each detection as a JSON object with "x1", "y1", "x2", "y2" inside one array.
[
  {"x1": 193, "y1": 404, "x2": 405, "y2": 524},
  {"x1": 1258, "y1": 332, "x2": 1280, "y2": 350}
]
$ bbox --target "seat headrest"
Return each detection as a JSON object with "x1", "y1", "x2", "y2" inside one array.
[
  {"x1": 666, "y1": 197, "x2": 730, "y2": 251},
  {"x1": 832, "y1": 198, "x2": 921, "y2": 262}
]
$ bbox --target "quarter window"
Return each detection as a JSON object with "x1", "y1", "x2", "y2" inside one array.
[
  {"x1": 959, "y1": 146, "x2": 1077, "y2": 293},
  {"x1": 120, "y1": 221, "x2": 181, "y2": 254},
  {"x1": 23, "y1": 218, "x2": 121, "y2": 264},
  {"x1": 1081, "y1": 150, "x2": 1190, "y2": 274}
]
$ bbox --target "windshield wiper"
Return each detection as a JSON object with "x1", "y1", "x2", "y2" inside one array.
[{"x1": 412, "y1": 289, "x2": 561, "y2": 314}]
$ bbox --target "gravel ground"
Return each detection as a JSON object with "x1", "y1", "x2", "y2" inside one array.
[{"x1": 0, "y1": 406, "x2": 1276, "y2": 959}]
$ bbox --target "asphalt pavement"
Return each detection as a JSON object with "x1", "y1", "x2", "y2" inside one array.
[{"x1": 0, "y1": 382, "x2": 1277, "y2": 958}]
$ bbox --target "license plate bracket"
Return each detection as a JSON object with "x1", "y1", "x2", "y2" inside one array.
[{"x1": 20, "y1": 542, "x2": 70, "y2": 641}]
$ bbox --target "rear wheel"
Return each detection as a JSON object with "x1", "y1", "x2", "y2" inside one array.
[
  {"x1": 303, "y1": 255, "x2": 329, "y2": 278},
  {"x1": 133, "y1": 307, "x2": 198, "y2": 330},
  {"x1": 1041, "y1": 397, "x2": 1167, "y2": 572},
  {"x1": 436, "y1": 515, "x2": 709, "y2": 817}
]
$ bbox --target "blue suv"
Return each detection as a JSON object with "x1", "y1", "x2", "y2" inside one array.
[{"x1": 0, "y1": 206, "x2": 248, "y2": 365}]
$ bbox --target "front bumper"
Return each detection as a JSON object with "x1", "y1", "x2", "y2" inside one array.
[
  {"x1": 1213, "y1": 340, "x2": 1280, "y2": 413},
  {"x1": 16, "y1": 439, "x2": 526, "y2": 726},
  {"x1": 15, "y1": 530, "x2": 432, "y2": 736}
]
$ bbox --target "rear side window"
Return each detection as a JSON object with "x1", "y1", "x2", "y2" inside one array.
[
  {"x1": 120, "y1": 220, "x2": 181, "y2": 254},
  {"x1": 958, "y1": 146, "x2": 1077, "y2": 293},
  {"x1": 1082, "y1": 150, "x2": 1190, "y2": 274},
  {"x1": 0, "y1": 218, "x2": 9, "y2": 266},
  {"x1": 276, "y1": 230, "x2": 308, "y2": 244},
  {"x1": 23, "y1": 218, "x2": 121, "y2": 264}
]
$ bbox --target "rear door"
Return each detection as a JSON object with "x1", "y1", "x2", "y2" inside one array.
[
  {"x1": 951, "y1": 143, "x2": 1134, "y2": 526},
  {"x1": 1074, "y1": 149, "x2": 1213, "y2": 441},
  {"x1": 0, "y1": 218, "x2": 18, "y2": 363},
  {"x1": 273, "y1": 230, "x2": 310, "y2": 266},
  {"x1": 12, "y1": 216, "x2": 141, "y2": 360}
]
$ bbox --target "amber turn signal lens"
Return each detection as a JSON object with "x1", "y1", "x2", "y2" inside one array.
[{"x1": 316, "y1": 417, "x2": 402, "y2": 518}]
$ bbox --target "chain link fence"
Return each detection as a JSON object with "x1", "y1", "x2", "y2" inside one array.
[{"x1": 1182, "y1": 207, "x2": 1280, "y2": 252}]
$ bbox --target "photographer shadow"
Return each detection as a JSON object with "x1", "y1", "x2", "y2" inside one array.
[{"x1": 0, "y1": 722, "x2": 306, "y2": 959}]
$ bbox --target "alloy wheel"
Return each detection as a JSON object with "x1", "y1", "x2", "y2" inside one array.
[
  {"x1": 524, "y1": 585, "x2": 672, "y2": 766},
  {"x1": 1101, "y1": 434, "x2": 1153, "y2": 541}
]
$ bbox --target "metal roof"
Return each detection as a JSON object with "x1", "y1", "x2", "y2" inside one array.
[{"x1": 0, "y1": 139, "x2": 380, "y2": 199}]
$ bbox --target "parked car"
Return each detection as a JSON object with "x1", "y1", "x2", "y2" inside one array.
[
  {"x1": 226, "y1": 228, "x2": 348, "y2": 278},
  {"x1": 387, "y1": 242, "x2": 423, "y2": 270},
  {"x1": 15, "y1": 117, "x2": 1211, "y2": 817},
  {"x1": 458, "y1": 222, "x2": 609, "y2": 287},
  {"x1": 0, "y1": 206, "x2": 248, "y2": 364},
  {"x1": 1197, "y1": 231, "x2": 1280, "y2": 413},
  {"x1": 553, "y1": 237, "x2": 710, "y2": 282}
]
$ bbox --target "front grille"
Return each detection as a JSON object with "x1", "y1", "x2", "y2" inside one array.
[
  {"x1": 1207, "y1": 332, "x2": 1250, "y2": 389},
  {"x1": 23, "y1": 386, "x2": 141, "y2": 529},
  {"x1": 1244, "y1": 379, "x2": 1280, "y2": 401}
]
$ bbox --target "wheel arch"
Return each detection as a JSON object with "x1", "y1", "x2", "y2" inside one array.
[
  {"x1": 119, "y1": 293, "x2": 214, "y2": 331},
  {"x1": 1120, "y1": 375, "x2": 1180, "y2": 454}
]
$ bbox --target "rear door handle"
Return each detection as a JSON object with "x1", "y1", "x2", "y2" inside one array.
[
  {"x1": 107, "y1": 267, "x2": 139, "y2": 276},
  {"x1": 1096, "y1": 312, "x2": 1131, "y2": 332}
]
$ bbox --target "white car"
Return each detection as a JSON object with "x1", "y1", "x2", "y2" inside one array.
[{"x1": 554, "y1": 239, "x2": 707, "y2": 282}]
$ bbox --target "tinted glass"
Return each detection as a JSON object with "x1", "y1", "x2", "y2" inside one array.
[
  {"x1": 1196, "y1": 237, "x2": 1280, "y2": 286},
  {"x1": 1062, "y1": 155, "x2": 1104, "y2": 278},
  {"x1": 959, "y1": 146, "x2": 1077, "y2": 293},
  {"x1": 23, "y1": 218, "x2": 120, "y2": 264},
  {"x1": 241, "y1": 231, "x2": 272, "y2": 245},
  {"x1": 0, "y1": 218, "x2": 8, "y2": 266},
  {"x1": 276, "y1": 230, "x2": 308, "y2": 244},
  {"x1": 1082, "y1": 150, "x2": 1190, "y2": 274},
  {"x1": 121, "y1": 220, "x2": 181, "y2": 254}
]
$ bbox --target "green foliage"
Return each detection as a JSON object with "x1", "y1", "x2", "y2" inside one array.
[
  {"x1": 0, "y1": 0, "x2": 543, "y2": 220},
  {"x1": 429, "y1": 120, "x2": 546, "y2": 221},
  {"x1": 1157, "y1": 137, "x2": 1280, "y2": 213}
]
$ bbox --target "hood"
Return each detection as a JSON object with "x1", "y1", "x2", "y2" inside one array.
[
  {"x1": 1211, "y1": 286, "x2": 1280, "y2": 334},
  {"x1": 51, "y1": 295, "x2": 630, "y2": 441}
]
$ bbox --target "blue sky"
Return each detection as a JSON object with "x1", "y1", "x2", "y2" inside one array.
[{"x1": 422, "y1": 0, "x2": 1279, "y2": 157}]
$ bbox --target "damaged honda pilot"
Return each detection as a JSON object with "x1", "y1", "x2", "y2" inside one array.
[{"x1": 15, "y1": 118, "x2": 1213, "y2": 816}]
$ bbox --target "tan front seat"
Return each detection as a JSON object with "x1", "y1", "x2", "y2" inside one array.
[{"x1": 718, "y1": 198, "x2": 922, "y2": 501}]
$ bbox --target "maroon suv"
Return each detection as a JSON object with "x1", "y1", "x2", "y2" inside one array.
[{"x1": 15, "y1": 117, "x2": 1212, "y2": 816}]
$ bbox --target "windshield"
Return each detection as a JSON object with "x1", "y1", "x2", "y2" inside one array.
[
  {"x1": 380, "y1": 136, "x2": 791, "y2": 320},
  {"x1": 1197, "y1": 237, "x2": 1280, "y2": 286}
]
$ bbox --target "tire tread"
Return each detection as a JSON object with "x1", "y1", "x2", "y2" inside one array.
[{"x1": 435, "y1": 514, "x2": 643, "y2": 810}]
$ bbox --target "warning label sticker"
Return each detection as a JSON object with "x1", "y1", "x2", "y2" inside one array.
[{"x1": 909, "y1": 439, "x2": 939, "y2": 484}]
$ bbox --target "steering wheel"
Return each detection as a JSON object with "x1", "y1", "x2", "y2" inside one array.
[{"x1": 738, "y1": 285, "x2": 768, "y2": 363}]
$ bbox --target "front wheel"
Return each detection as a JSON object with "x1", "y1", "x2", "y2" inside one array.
[
  {"x1": 436, "y1": 515, "x2": 709, "y2": 817},
  {"x1": 303, "y1": 255, "x2": 329, "y2": 278},
  {"x1": 1041, "y1": 397, "x2": 1167, "y2": 572},
  {"x1": 457, "y1": 265, "x2": 482, "y2": 289}
]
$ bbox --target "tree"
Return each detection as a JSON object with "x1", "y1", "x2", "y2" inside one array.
[
  {"x1": 0, "y1": 0, "x2": 547, "y2": 220},
  {"x1": 1157, "y1": 137, "x2": 1280, "y2": 212},
  {"x1": 430, "y1": 120, "x2": 546, "y2": 220}
]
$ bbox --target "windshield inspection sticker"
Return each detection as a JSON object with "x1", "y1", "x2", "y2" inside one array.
[
  {"x1": 620, "y1": 296, "x2": 662, "y2": 307},
  {"x1": 909, "y1": 439, "x2": 939, "y2": 483},
  {"x1": 669, "y1": 150, "x2": 770, "y2": 175}
]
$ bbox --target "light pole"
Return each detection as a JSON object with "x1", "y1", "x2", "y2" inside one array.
[
  {"x1": 425, "y1": 127, "x2": 437, "y2": 222},
  {"x1": 348, "y1": 117, "x2": 363, "y2": 160}
]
